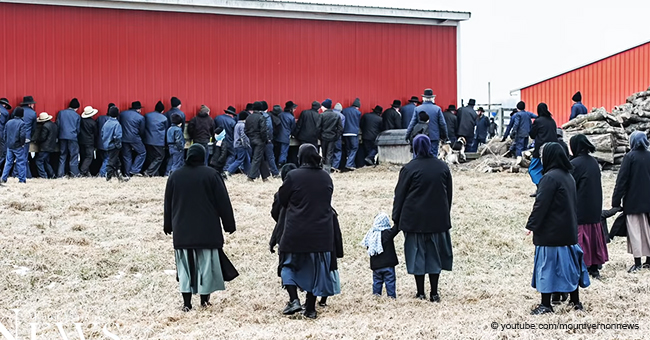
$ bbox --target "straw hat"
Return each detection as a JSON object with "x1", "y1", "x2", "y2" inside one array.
[
  {"x1": 37, "y1": 112, "x2": 53, "y2": 123},
  {"x1": 81, "y1": 106, "x2": 99, "y2": 118}
]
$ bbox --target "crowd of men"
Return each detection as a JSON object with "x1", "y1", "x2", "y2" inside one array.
[{"x1": 0, "y1": 90, "x2": 499, "y2": 183}]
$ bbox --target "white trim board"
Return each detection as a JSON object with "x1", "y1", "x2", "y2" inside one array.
[{"x1": 4, "y1": 0, "x2": 471, "y2": 26}]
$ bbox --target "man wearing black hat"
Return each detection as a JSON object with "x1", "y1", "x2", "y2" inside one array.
[
  {"x1": 508, "y1": 101, "x2": 538, "y2": 163},
  {"x1": 443, "y1": 105, "x2": 458, "y2": 144},
  {"x1": 165, "y1": 97, "x2": 186, "y2": 131},
  {"x1": 320, "y1": 100, "x2": 343, "y2": 173},
  {"x1": 261, "y1": 101, "x2": 280, "y2": 177},
  {"x1": 275, "y1": 101, "x2": 297, "y2": 167},
  {"x1": 456, "y1": 98, "x2": 478, "y2": 156},
  {"x1": 360, "y1": 105, "x2": 384, "y2": 165},
  {"x1": 1, "y1": 107, "x2": 28, "y2": 183},
  {"x1": 215, "y1": 106, "x2": 238, "y2": 170},
  {"x1": 401, "y1": 96, "x2": 419, "y2": 129},
  {"x1": 245, "y1": 101, "x2": 270, "y2": 181},
  {"x1": 119, "y1": 101, "x2": 147, "y2": 177},
  {"x1": 405, "y1": 89, "x2": 447, "y2": 157},
  {"x1": 469, "y1": 107, "x2": 490, "y2": 152},
  {"x1": 0, "y1": 98, "x2": 12, "y2": 168},
  {"x1": 144, "y1": 101, "x2": 169, "y2": 176},
  {"x1": 56, "y1": 98, "x2": 81, "y2": 178},
  {"x1": 341, "y1": 98, "x2": 361, "y2": 170},
  {"x1": 295, "y1": 101, "x2": 322, "y2": 149},
  {"x1": 17, "y1": 96, "x2": 37, "y2": 179},
  {"x1": 382, "y1": 100, "x2": 402, "y2": 131},
  {"x1": 569, "y1": 91, "x2": 588, "y2": 120}
]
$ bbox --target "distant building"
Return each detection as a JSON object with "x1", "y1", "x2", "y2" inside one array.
[
  {"x1": 0, "y1": 0, "x2": 470, "y2": 118},
  {"x1": 513, "y1": 40, "x2": 650, "y2": 124}
]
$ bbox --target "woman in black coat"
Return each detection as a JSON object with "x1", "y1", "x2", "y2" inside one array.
[
  {"x1": 392, "y1": 134, "x2": 453, "y2": 302},
  {"x1": 612, "y1": 131, "x2": 650, "y2": 272},
  {"x1": 570, "y1": 134, "x2": 608, "y2": 279},
  {"x1": 163, "y1": 144, "x2": 236, "y2": 311},
  {"x1": 526, "y1": 142, "x2": 589, "y2": 315},
  {"x1": 277, "y1": 144, "x2": 340, "y2": 319},
  {"x1": 528, "y1": 103, "x2": 558, "y2": 196}
]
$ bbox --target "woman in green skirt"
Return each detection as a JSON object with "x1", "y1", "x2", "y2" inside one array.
[
  {"x1": 393, "y1": 134, "x2": 453, "y2": 302},
  {"x1": 164, "y1": 144, "x2": 236, "y2": 311}
]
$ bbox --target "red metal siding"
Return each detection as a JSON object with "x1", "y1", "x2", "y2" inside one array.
[
  {"x1": 521, "y1": 42, "x2": 650, "y2": 125},
  {"x1": 0, "y1": 3, "x2": 458, "y2": 120}
]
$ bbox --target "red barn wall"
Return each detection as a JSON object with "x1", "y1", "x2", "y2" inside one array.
[
  {"x1": 0, "y1": 2, "x2": 458, "y2": 120},
  {"x1": 521, "y1": 42, "x2": 650, "y2": 125}
]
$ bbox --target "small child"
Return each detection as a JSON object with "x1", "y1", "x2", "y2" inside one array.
[
  {"x1": 361, "y1": 213, "x2": 399, "y2": 298},
  {"x1": 167, "y1": 113, "x2": 185, "y2": 174}
]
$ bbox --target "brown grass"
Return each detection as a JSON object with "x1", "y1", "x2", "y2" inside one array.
[{"x1": 0, "y1": 167, "x2": 646, "y2": 339}]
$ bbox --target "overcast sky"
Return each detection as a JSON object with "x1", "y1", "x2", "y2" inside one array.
[{"x1": 281, "y1": 0, "x2": 650, "y2": 107}]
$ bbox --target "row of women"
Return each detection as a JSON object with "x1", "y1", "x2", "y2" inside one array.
[{"x1": 162, "y1": 105, "x2": 650, "y2": 317}]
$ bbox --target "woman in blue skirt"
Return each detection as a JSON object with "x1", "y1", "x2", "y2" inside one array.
[
  {"x1": 393, "y1": 134, "x2": 453, "y2": 302},
  {"x1": 526, "y1": 142, "x2": 590, "y2": 314},
  {"x1": 277, "y1": 144, "x2": 341, "y2": 319}
]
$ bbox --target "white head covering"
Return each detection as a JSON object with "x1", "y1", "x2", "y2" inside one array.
[{"x1": 360, "y1": 213, "x2": 392, "y2": 256}]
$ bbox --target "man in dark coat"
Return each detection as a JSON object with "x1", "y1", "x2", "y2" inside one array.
[
  {"x1": 17, "y1": 96, "x2": 37, "y2": 179},
  {"x1": 1, "y1": 107, "x2": 27, "y2": 183},
  {"x1": 119, "y1": 101, "x2": 147, "y2": 176},
  {"x1": 320, "y1": 101, "x2": 343, "y2": 173},
  {"x1": 442, "y1": 105, "x2": 458, "y2": 144},
  {"x1": 164, "y1": 144, "x2": 236, "y2": 311},
  {"x1": 245, "y1": 101, "x2": 270, "y2": 181},
  {"x1": 144, "y1": 101, "x2": 169, "y2": 176},
  {"x1": 360, "y1": 105, "x2": 384, "y2": 166},
  {"x1": 405, "y1": 89, "x2": 448, "y2": 157},
  {"x1": 295, "y1": 101, "x2": 322, "y2": 148},
  {"x1": 401, "y1": 96, "x2": 419, "y2": 130},
  {"x1": 261, "y1": 101, "x2": 280, "y2": 177},
  {"x1": 456, "y1": 99, "x2": 478, "y2": 151},
  {"x1": 469, "y1": 107, "x2": 490, "y2": 152},
  {"x1": 382, "y1": 100, "x2": 402, "y2": 130},
  {"x1": 34, "y1": 112, "x2": 58, "y2": 179},
  {"x1": 341, "y1": 98, "x2": 361, "y2": 170},
  {"x1": 275, "y1": 101, "x2": 297, "y2": 167},
  {"x1": 187, "y1": 105, "x2": 215, "y2": 166},
  {"x1": 569, "y1": 91, "x2": 588, "y2": 120},
  {"x1": 0, "y1": 98, "x2": 12, "y2": 168},
  {"x1": 57, "y1": 98, "x2": 81, "y2": 177},
  {"x1": 165, "y1": 97, "x2": 186, "y2": 131},
  {"x1": 509, "y1": 102, "x2": 538, "y2": 161},
  {"x1": 214, "y1": 106, "x2": 237, "y2": 169},
  {"x1": 79, "y1": 106, "x2": 99, "y2": 177}
]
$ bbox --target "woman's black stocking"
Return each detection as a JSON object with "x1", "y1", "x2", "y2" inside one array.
[
  {"x1": 415, "y1": 275, "x2": 425, "y2": 296},
  {"x1": 286, "y1": 285, "x2": 299, "y2": 301}
]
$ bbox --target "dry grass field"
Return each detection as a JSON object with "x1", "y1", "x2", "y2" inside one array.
[{"x1": 0, "y1": 165, "x2": 647, "y2": 339}]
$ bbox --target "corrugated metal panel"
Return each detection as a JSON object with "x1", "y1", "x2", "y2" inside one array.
[
  {"x1": 0, "y1": 2, "x2": 458, "y2": 121},
  {"x1": 521, "y1": 42, "x2": 650, "y2": 125}
]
